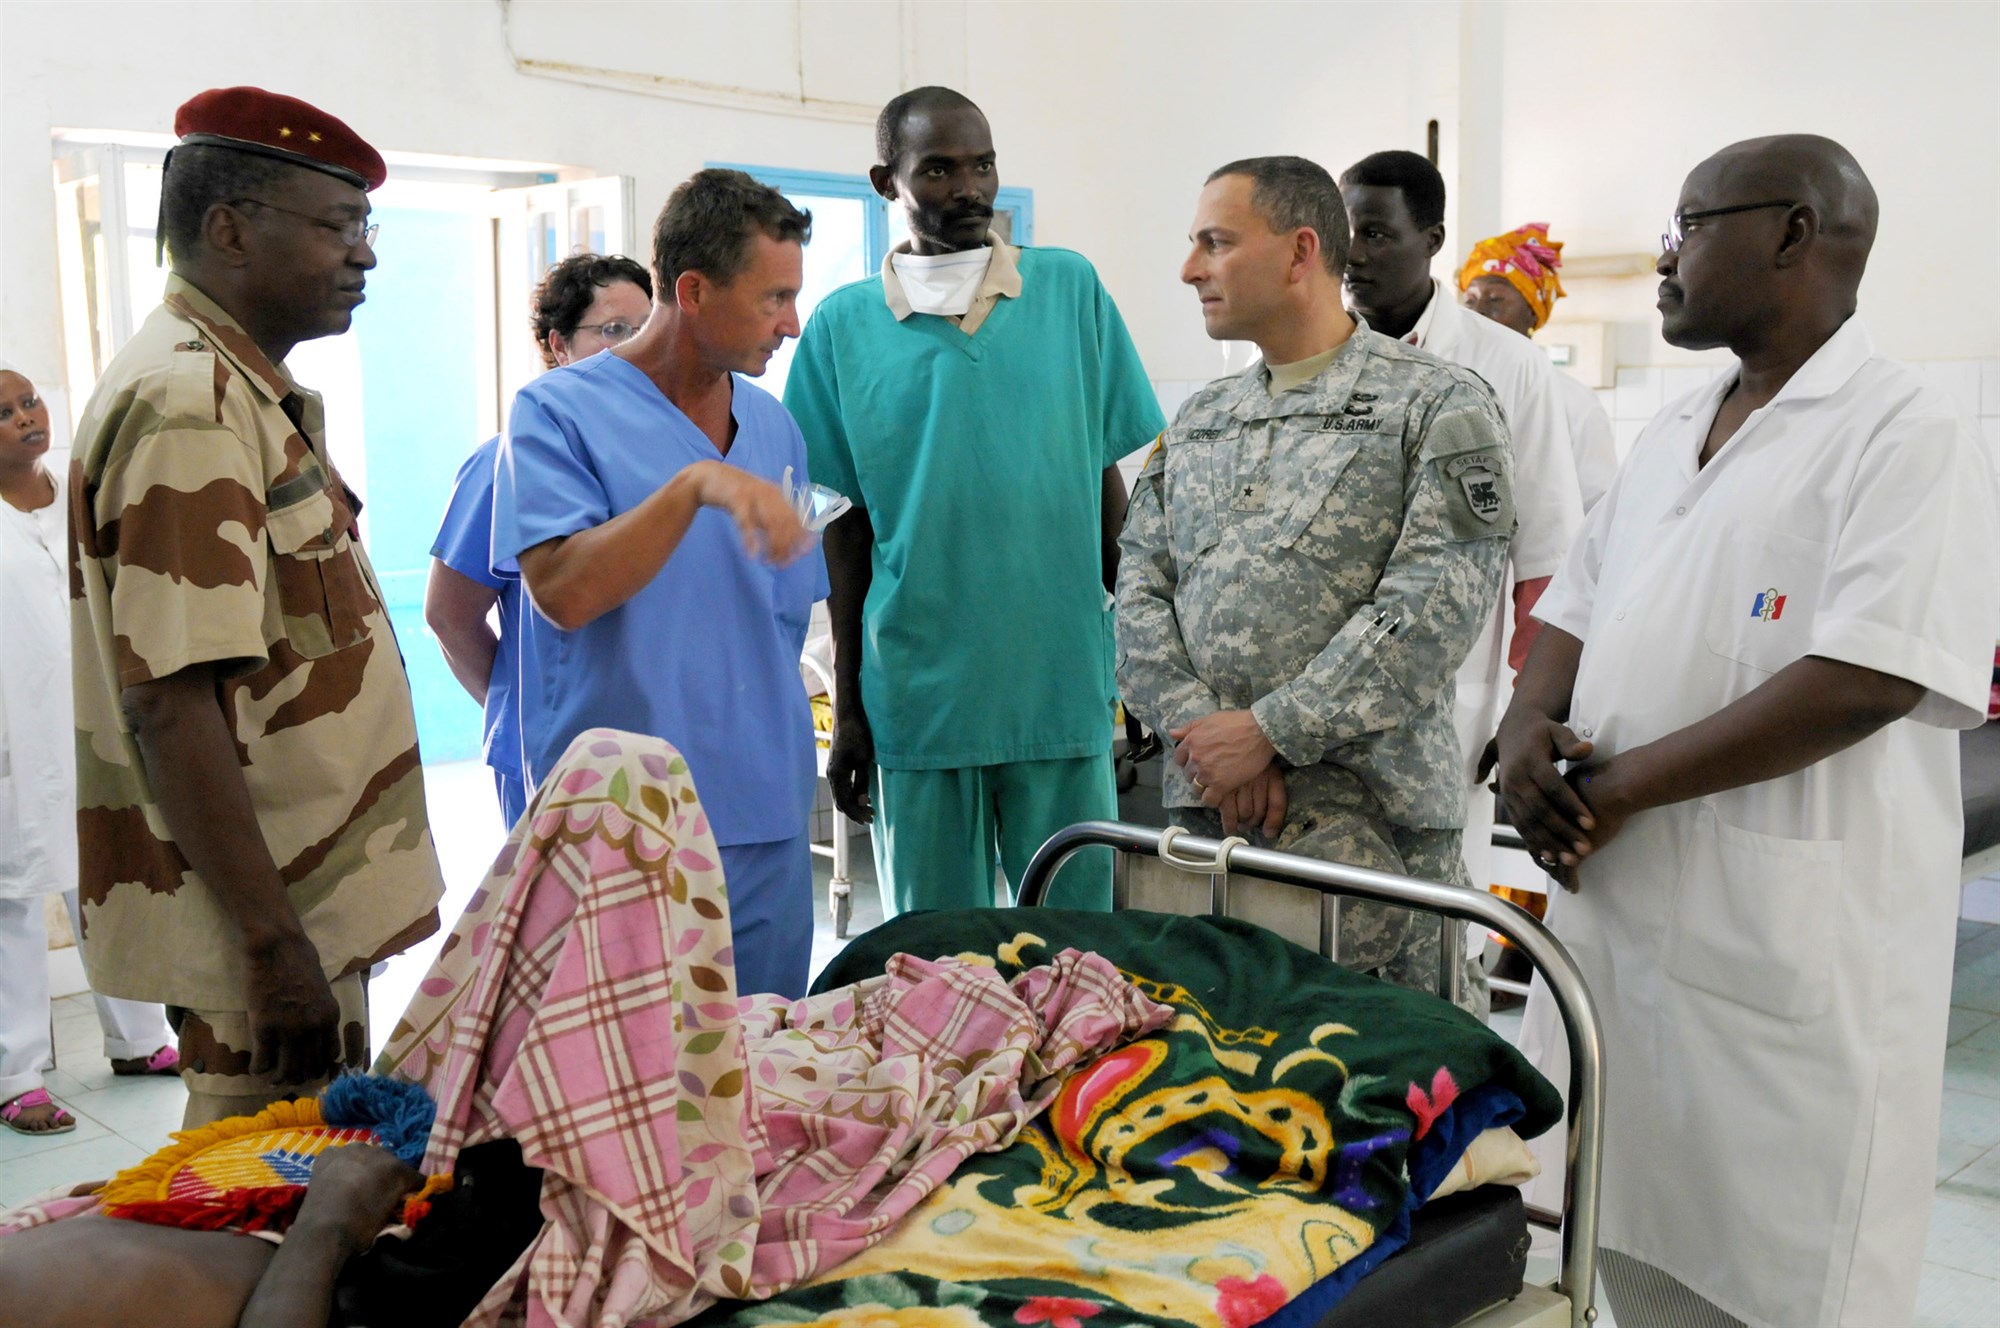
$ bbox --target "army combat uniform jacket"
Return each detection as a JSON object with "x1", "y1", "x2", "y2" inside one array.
[
  {"x1": 68, "y1": 276, "x2": 444, "y2": 1014},
  {"x1": 1116, "y1": 322, "x2": 1515, "y2": 831}
]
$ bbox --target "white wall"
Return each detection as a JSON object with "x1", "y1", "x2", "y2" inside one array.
[
  {"x1": 1496, "y1": 0, "x2": 2000, "y2": 368},
  {"x1": 964, "y1": 0, "x2": 1463, "y2": 381},
  {"x1": 3, "y1": 0, "x2": 1996, "y2": 406}
]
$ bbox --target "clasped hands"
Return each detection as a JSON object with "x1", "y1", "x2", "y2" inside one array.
[
  {"x1": 1493, "y1": 715, "x2": 1636, "y2": 891},
  {"x1": 1169, "y1": 710, "x2": 1287, "y2": 839}
]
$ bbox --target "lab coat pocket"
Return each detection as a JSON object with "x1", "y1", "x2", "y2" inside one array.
[
  {"x1": 266, "y1": 488, "x2": 372, "y2": 659},
  {"x1": 1665, "y1": 803, "x2": 1840, "y2": 1022},
  {"x1": 1702, "y1": 521, "x2": 1828, "y2": 676}
]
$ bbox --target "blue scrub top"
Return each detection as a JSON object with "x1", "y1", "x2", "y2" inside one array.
[
  {"x1": 492, "y1": 352, "x2": 828, "y2": 846},
  {"x1": 430, "y1": 435, "x2": 524, "y2": 778}
]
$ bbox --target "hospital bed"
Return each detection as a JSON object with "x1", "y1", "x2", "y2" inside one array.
[
  {"x1": 693, "y1": 820, "x2": 1606, "y2": 1328},
  {"x1": 1014, "y1": 822, "x2": 1606, "y2": 1328}
]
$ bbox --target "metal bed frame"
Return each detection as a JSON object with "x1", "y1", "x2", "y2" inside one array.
[
  {"x1": 800, "y1": 652, "x2": 857, "y2": 937},
  {"x1": 1017, "y1": 820, "x2": 1605, "y2": 1328}
]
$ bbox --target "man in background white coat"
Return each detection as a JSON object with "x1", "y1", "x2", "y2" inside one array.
[{"x1": 1340, "y1": 151, "x2": 1587, "y2": 916}]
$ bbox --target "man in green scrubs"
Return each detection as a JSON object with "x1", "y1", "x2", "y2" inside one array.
[{"x1": 784, "y1": 86, "x2": 1163, "y2": 915}]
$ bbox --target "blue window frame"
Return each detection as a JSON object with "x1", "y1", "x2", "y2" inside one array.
[{"x1": 711, "y1": 163, "x2": 1035, "y2": 264}]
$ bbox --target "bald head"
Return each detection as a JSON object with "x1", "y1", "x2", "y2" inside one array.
[
  {"x1": 1658, "y1": 134, "x2": 1878, "y2": 353},
  {"x1": 1698, "y1": 134, "x2": 1877, "y2": 278}
]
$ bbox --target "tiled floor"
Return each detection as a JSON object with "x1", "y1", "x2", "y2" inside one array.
[{"x1": 9, "y1": 763, "x2": 2000, "y2": 1325}]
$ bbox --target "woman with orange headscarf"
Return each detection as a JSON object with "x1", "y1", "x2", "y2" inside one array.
[{"x1": 1458, "y1": 225, "x2": 1616, "y2": 512}]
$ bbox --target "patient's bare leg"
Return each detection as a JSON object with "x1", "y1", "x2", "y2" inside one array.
[{"x1": 0, "y1": 1215, "x2": 276, "y2": 1328}]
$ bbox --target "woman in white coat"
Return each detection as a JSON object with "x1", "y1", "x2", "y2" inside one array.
[
  {"x1": 1497, "y1": 138, "x2": 1998, "y2": 1328},
  {"x1": 0, "y1": 367, "x2": 176, "y2": 1136}
]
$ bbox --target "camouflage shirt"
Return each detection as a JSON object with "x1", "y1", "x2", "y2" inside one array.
[
  {"x1": 68, "y1": 276, "x2": 443, "y2": 1010},
  {"x1": 1115, "y1": 322, "x2": 1514, "y2": 829}
]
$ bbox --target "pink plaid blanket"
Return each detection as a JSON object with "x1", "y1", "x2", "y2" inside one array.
[{"x1": 376, "y1": 728, "x2": 1167, "y2": 1327}]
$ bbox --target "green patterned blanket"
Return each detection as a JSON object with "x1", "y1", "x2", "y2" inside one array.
[{"x1": 690, "y1": 908, "x2": 1560, "y2": 1328}]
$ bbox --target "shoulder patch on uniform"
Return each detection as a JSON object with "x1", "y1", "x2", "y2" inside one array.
[{"x1": 1434, "y1": 447, "x2": 1514, "y2": 540}]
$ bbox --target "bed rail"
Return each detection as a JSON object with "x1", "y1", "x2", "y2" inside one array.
[{"x1": 1019, "y1": 820, "x2": 1604, "y2": 1328}]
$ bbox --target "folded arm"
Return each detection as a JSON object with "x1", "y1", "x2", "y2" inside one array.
[{"x1": 1575, "y1": 656, "x2": 1923, "y2": 853}]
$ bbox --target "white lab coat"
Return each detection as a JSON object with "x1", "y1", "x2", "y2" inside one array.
[
  {"x1": 1520, "y1": 318, "x2": 1999, "y2": 1328},
  {"x1": 1406, "y1": 283, "x2": 1587, "y2": 887},
  {"x1": 0, "y1": 468, "x2": 76, "y2": 901},
  {"x1": 1550, "y1": 368, "x2": 1618, "y2": 513}
]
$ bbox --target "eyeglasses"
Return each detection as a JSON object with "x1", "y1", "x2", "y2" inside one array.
[
  {"x1": 573, "y1": 320, "x2": 640, "y2": 346},
  {"x1": 1660, "y1": 200, "x2": 1796, "y2": 255},
  {"x1": 230, "y1": 198, "x2": 379, "y2": 249}
]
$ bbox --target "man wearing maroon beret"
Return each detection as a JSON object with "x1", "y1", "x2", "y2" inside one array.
[{"x1": 67, "y1": 87, "x2": 445, "y2": 1127}]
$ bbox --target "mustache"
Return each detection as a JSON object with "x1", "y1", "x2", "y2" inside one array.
[{"x1": 947, "y1": 203, "x2": 995, "y2": 222}]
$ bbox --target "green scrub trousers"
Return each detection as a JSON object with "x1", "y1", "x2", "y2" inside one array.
[{"x1": 870, "y1": 754, "x2": 1116, "y2": 914}]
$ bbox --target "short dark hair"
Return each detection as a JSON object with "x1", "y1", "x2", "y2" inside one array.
[
  {"x1": 651, "y1": 169, "x2": 811, "y2": 293},
  {"x1": 160, "y1": 143, "x2": 296, "y2": 264},
  {"x1": 531, "y1": 253, "x2": 653, "y2": 368},
  {"x1": 1207, "y1": 155, "x2": 1351, "y2": 275},
  {"x1": 1339, "y1": 150, "x2": 1446, "y2": 229},
  {"x1": 876, "y1": 86, "x2": 983, "y2": 169}
]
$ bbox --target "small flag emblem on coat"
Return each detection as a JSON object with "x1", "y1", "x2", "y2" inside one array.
[{"x1": 1751, "y1": 588, "x2": 1787, "y2": 620}]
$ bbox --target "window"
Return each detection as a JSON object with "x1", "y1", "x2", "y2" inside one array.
[
  {"x1": 713, "y1": 164, "x2": 1034, "y2": 397},
  {"x1": 50, "y1": 133, "x2": 635, "y2": 769}
]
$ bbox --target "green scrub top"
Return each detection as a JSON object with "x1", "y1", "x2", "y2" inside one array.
[{"x1": 785, "y1": 246, "x2": 1164, "y2": 770}]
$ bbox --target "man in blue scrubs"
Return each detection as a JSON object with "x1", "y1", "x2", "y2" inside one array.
[
  {"x1": 426, "y1": 253, "x2": 653, "y2": 828},
  {"x1": 492, "y1": 170, "x2": 826, "y2": 998}
]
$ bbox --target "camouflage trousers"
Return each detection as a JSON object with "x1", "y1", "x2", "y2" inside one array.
[
  {"x1": 166, "y1": 970, "x2": 370, "y2": 1129},
  {"x1": 1168, "y1": 801, "x2": 1489, "y2": 1021}
]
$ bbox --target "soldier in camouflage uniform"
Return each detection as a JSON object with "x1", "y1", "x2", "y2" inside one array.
[
  {"x1": 1117, "y1": 157, "x2": 1513, "y2": 1015},
  {"x1": 68, "y1": 89, "x2": 443, "y2": 1127}
]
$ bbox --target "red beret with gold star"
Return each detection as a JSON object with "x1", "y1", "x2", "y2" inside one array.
[{"x1": 172, "y1": 87, "x2": 386, "y2": 191}]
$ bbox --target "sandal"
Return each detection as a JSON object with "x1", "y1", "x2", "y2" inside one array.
[
  {"x1": 1, "y1": 1087, "x2": 77, "y2": 1136},
  {"x1": 110, "y1": 1045, "x2": 181, "y2": 1077}
]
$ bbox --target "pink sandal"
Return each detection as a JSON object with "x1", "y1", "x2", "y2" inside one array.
[
  {"x1": 1, "y1": 1087, "x2": 77, "y2": 1136},
  {"x1": 111, "y1": 1045, "x2": 180, "y2": 1077}
]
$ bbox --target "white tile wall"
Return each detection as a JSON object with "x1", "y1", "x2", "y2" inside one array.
[{"x1": 1613, "y1": 366, "x2": 1664, "y2": 422}]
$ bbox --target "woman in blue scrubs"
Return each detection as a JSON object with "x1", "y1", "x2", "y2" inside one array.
[{"x1": 425, "y1": 253, "x2": 653, "y2": 828}]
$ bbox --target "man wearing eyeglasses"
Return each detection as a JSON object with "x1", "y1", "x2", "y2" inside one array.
[
  {"x1": 1498, "y1": 136, "x2": 1999, "y2": 1328},
  {"x1": 67, "y1": 88, "x2": 445, "y2": 1128},
  {"x1": 424, "y1": 252, "x2": 653, "y2": 828}
]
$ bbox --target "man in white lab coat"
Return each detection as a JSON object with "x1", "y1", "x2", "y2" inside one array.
[
  {"x1": 1497, "y1": 135, "x2": 1999, "y2": 1328},
  {"x1": 1340, "y1": 152, "x2": 1587, "y2": 906}
]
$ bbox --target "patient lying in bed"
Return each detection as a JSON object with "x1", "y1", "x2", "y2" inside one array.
[
  {"x1": 1, "y1": 728, "x2": 1557, "y2": 1328},
  {"x1": 0, "y1": 730, "x2": 1170, "y2": 1328}
]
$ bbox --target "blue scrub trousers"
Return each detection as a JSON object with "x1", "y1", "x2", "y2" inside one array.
[
  {"x1": 494, "y1": 768, "x2": 529, "y2": 830},
  {"x1": 719, "y1": 834, "x2": 814, "y2": 1000}
]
